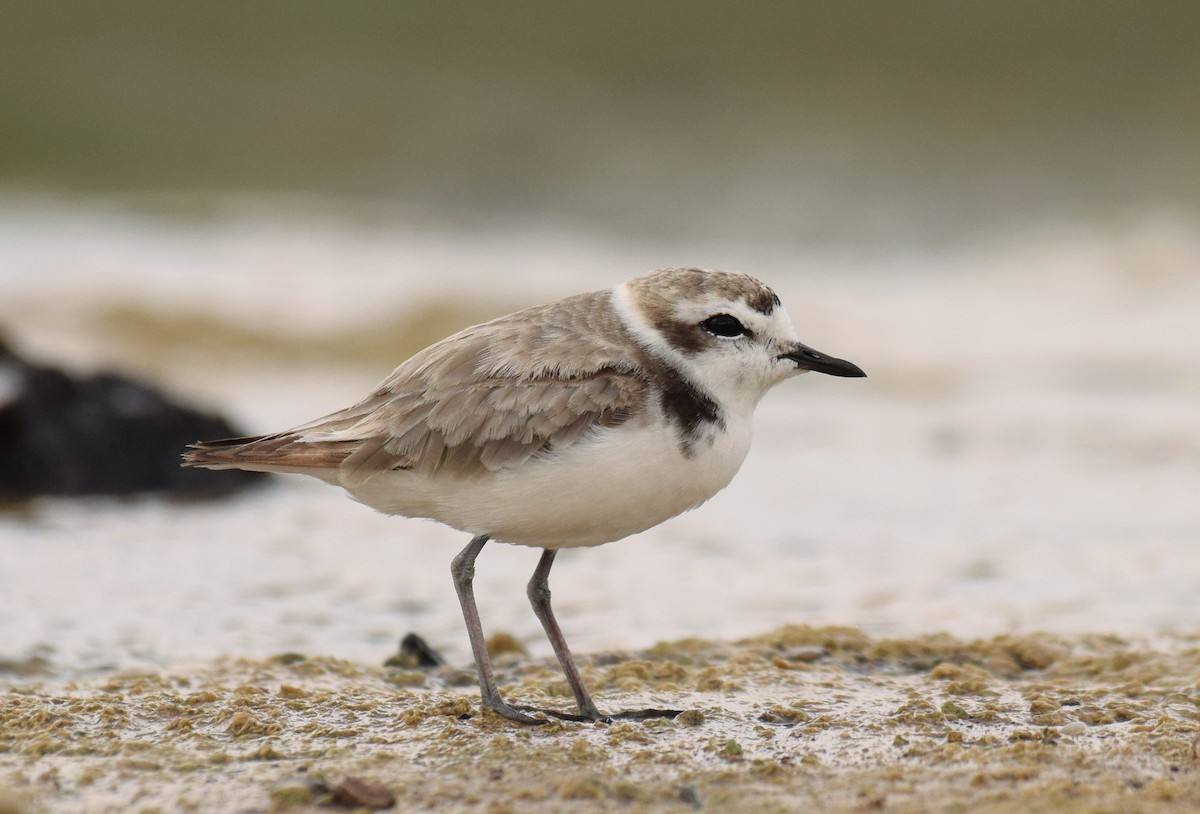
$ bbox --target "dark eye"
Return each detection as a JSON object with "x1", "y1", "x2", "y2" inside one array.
[{"x1": 700, "y1": 314, "x2": 749, "y2": 338}]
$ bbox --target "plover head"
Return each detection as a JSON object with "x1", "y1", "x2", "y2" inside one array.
[{"x1": 617, "y1": 267, "x2": 865, "y2": 413}]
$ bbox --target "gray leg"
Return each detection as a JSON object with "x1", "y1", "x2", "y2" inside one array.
[
  {"x1": 451, "y1": 534, "x2": 544, "y2": 725},
  {"x1": 527, "y1": 549, "x2": 606, "y2": 721},
  {"x1": 527, "y1": 549, "x2": 685, "y2": 723}
]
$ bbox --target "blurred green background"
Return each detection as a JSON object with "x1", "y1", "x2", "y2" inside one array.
[{"x1": 3, "y1": 0, "x2": 1198, "y2": 243}]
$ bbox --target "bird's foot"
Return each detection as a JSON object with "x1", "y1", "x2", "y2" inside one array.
[
  {"x1": 482, "y1": 691, "x2": 686, "y2": 725},
  {"x1": 481, "y1": 694, "x2": 553, "y2": 726},
  {"x1": 512, "y1": 704, "x2": 600, "y2": 723},
  {"x1": 511, "y1": 704, "x2": 685, "y2": 724},
  {"x1": 607, "y1": 707, "x2": 685, "y2": 722}
]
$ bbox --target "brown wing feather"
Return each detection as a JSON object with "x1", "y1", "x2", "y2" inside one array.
[
  {"x1": 184, "y1": 289, "x2": 651, "y2": 484},
  {"x1": 183, "y1": 433, "x2": 356, "y2": 470}
]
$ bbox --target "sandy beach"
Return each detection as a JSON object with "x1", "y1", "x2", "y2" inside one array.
[{"x1": 3, "y1": 625, "x2": 1199, "y2": 813}]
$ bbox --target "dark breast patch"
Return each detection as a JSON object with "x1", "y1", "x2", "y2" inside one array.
[{"x1": 634, "y1": 350, "x2": 724, "y2": 457}]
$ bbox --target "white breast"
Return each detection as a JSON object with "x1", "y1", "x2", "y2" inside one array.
[{"x1": 344, "y1": 414, "x2": 753, "y2": 549}]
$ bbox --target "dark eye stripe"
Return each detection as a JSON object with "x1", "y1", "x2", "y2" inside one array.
[{"x1": 701, "y1": 314, "x2": 749, "y2": 338}]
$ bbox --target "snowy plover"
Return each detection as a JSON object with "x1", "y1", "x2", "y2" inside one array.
[{"x1": 185, "y1": 267, "x2": 865, "y2": 724}]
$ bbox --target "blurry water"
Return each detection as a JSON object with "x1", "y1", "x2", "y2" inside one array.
[
  {"x1": 1, "y1": 200, "x2": 1198, "y2": 675},
  {"x1": 5, "y1": 3, "x2": 1200, "y2": 245}
]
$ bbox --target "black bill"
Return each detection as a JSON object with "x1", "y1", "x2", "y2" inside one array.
[{"x1": 780, "y1": 343, "x2": 866, "y2": 377}]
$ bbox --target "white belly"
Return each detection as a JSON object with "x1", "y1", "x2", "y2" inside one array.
[{"x1": 343, "y1": 417, "x2": 753, "y2": 548}]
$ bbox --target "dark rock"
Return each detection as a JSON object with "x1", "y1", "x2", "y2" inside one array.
[
  {"x1": 383, "y1": 632, "x2": 446, "y2": 669},
  {"x1": 402, "y1": 632, "x2": 446, "y2": 667},
  {"x1": 0, "y1": 338, "x2": 266, "y2": 497}
]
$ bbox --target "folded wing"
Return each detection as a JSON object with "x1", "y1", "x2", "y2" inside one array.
[{"x1": 183, "y1": 290, "x2": 649, "y2": 486}]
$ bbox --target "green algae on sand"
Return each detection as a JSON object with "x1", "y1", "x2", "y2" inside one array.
[{"x1": 2, "y1": 626, "x2": 1198, "y2": 813}]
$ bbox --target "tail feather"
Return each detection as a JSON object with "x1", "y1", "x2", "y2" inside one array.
[{"x1": 183, "y1": 433, "x2": 356, "y2": 472}]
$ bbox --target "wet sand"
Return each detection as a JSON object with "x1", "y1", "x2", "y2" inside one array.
[{"x1": 3, "y1": 625, "x2": 1198, "y2": 813}]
